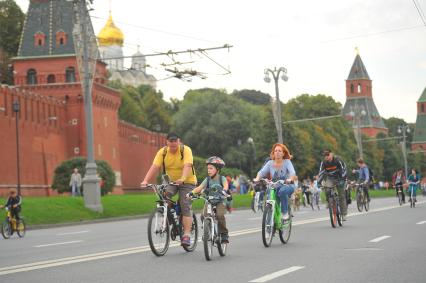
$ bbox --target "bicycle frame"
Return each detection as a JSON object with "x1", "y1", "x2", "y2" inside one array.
[
  {"x1": 265, "y1": 185, "x2": 283, "y2": 231},
  {"x1": 204, "y1": 202, "x2": 218, "y2": 244}
]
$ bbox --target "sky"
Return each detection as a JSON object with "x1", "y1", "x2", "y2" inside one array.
[{"x1": 16, "y1": 0, "x2": 426, "y2": 123}]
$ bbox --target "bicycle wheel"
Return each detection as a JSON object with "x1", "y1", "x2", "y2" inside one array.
[
  {"x1": 182, "y1": 213, "x2": 198, "y2": 252},
  {"x1": 356, "y1": 191, "x2": 363, "y2": 212},
  {"x1": 251, "y1": 192, "x2": 259, "y2": 213},
  {"x1": 336, "y1": 202, "x2": 343, "y2": 227},
  {"x1": 217, "y1": 235, "x2": 227, "y2": 257},
  {"x1": 328, "y1": 198, "x2": 337, "y2": 228},
  {"x1": 279, "y1": 205, "x2": 292, "y2": 244},
  {"x1": 262, "y1": 204, "x2": 275, "y2": 247},
  {"x1": 147, "y1": 207, "x2": 170, "y2": 256},
  {"x1": 203, "y1": 219, "x2": 213, "y2": 261},
  {"x1": 398, "y1": 192, "x2": 403, "y2": 206},
  {"x1": 309, "y1": 194, "x2": 314, "y2": 210},
  {"x1": 364, "y1": 196, "x2": 370, "y2": 211},
  {"x1": 17, "y1": 219, "x2": 26, "y2": 238},
  {"x1": 1, "y1": 219, "x2": 11, "y2": 239}
]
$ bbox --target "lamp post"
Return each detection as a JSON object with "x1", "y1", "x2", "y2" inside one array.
[
  {"x1": 247, "y1": 137, "x2": 256, "y2": 179},
  {"x1": 347, "y1": 105, "x2": 366, "y2": 159},
  {"x1": 12, "y1": 100, "x2": 21, "y2": 196},
  {"x1": 264, "y1": 67, "x2": 288, "y2": 144},
  {"x1": 398, "y1": 125, "x2": 410, "y2": 178}
]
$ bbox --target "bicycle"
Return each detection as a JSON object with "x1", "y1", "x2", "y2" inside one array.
[
  {"x1": 251, "y1": 182, "x2": 265, "y2": 213},
  {"x1": 354, "y1": 182, "x2": 369, "y2": 212},
  {"x1": 258, "y1": 179, "x2": 293, "y2": 247},
  {"x1": 145, "y1": 181, "x2": 198, "y2": 256},
  {"x1": 309, "y1": 188, "x2": 320, "y2": 210},
  {"x1": 1, "y1": 206, "x2": 26, "y2": 239},
  {"x1": 321, "y1": 177, "x2": 343, "y2": 228},
  {"x1": 395, "y1": 184, "x2": 404, "y2": 206},
  {"x1": 408, "y1": 181, "x2": 419, "y2": 208},
  {"x1": 191, "y1": 193, "x2": 228, "y2": 261}
]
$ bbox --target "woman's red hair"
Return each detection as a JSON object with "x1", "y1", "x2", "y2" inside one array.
[{"x1": 270, "y1": 143, "x2": 292, "y2": 160}]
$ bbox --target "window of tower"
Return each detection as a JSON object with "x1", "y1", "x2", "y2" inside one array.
[
  {"x1": 34, "y1": 32, "x2": 46, "y2": 47},
  {"x1": 358, "y1": 84, "x2": 361, "y2": 93},
  {"x1": 26, "y1": 69, "x2": 37, "y2": 85},
  {"x1": 56, "y1": 31, "x2": 68, "y2": 46},
  {"x1": 47, "y1": 74, "x2": 56, "y2": 84},
  {"x1": 350, "y1": 84, "x2": 354, "y2": 93},
  {"x1": 421, "y1": 103, "x2": 425, "y2": 113},
  {"x1": 65, "y1": 67, "x2": 76, "y2": 82}
]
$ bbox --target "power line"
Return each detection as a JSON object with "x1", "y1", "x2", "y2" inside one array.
[
  {"x1": 412, "y1": 0, "x2": 426, "y2": 25},
  {"x1": 90, "y1": 15, "x2": 224, "y2": 45},
  {"x1": 282, "y1": 114, "x2": 342, "y2": 124}
]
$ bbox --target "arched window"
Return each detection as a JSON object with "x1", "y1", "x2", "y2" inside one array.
[
  {"x1": 26, "y1": 69, "x2": 37, "y2": 85},
  {"x1": 34, "y1": 32, "x2": 46, "y2": 47},
  {"x1": 421, "y1": 103, "x2": 425, "y2": 113},
  {"x1": 65, "y1": 67, "x2": 76, "y2": 82},
  {"x1": 350, "y1": 84, "x2": 354, "y2": 93},
  {"x1": 56, "y1": 30, "x2": 68, "y2": 46},
  {"x1": 357, "y1": 84, "x2": 361, "y2": 93},
  {"x1": 47, "y1": 74, "x2": 56, "y2": 84}
]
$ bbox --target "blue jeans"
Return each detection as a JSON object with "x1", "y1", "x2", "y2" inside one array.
[
  {"x1": 276, "y1": 184, "x2": 295, "y2": 214},
  {"x1": 240, "y1": 184, "x2": 247, "y2": 194},
  {"x1": 71, "y1": 183, "x2": 80, "y2": 196},
  {"x1": 408, "y1": 185, "x2": 418, "y2": 197}
]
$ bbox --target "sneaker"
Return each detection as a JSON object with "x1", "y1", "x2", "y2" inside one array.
[
  {"x1": 282, "y1": 213, "x2": 290, "y2": 223},
  {"x1": 181, "y1": 235, "x2": 190, "y2": 247},
  {"x1": 221, "y1": 233, "x2": 229, "y2": 244}
]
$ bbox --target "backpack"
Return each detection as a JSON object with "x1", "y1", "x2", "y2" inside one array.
[{"x1": 162, "y1": 144, "x2": 195, "y2": 175}]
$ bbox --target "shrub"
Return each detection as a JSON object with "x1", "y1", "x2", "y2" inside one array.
[
  {"x1": 52, "y1": 157, "x2": 116, "y2": 195},
  {"x1": 193, "y1": 156, "x2": 242, "y2": 184}
]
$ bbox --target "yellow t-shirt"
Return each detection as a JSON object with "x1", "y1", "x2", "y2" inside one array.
[{"x1": 153, "y1": 145, "x2": 197, "y2": 185}]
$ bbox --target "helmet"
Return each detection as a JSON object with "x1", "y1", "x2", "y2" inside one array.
[{"x1": 205, "y1": 156, "x2": 225, "y2": 169}]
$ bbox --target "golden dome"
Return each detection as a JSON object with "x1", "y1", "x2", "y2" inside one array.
[{"x1": 97, "y1": 12, "x2": 124, "y2": 47}]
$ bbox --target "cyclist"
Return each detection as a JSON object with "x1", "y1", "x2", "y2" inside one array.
[
  {"x1": 141, "y1": 132, "x2": 197, "y2": 247},
  {"x1": 352, "y1": 158, "x2": 370, "y2": 203},
  {"x1": 310, "y1": 175, "x2": 321, "y2": 210},
  {"x1": 407, "y1": 168, "x2": 421, "y2": 203},
  {"x1": 0, "y1": 188, "x2": 22, "y2": 220},
  {"x1": 392, "y1": 168, "x2": 406, "y2": 203},
  {"x1": 318, "y1": 149, "x2": 348, "y2": 221},
  {"x1": 187, "y1": 156, "x2": 229, "y2": 243},
  {"x1": 253, "y1": 143, "x2": 297, "y2": 223}
]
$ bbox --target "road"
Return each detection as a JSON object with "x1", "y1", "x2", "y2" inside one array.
[{"x1": 0, "y1": 197, "x2": 425, "y2": 283}]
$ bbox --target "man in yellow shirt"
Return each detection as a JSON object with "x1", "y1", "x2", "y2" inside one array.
[{"x1": 141, "y1": 132, "x2": 197, "y2": 246}]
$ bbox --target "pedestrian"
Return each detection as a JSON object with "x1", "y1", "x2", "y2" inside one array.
[{"x1": 69, "y1": 168, "x2": 82, "y2": 197}]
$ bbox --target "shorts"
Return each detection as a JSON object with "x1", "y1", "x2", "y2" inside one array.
[{"x1": 165, "y1": 184, "x2": 195, "y2": 217}]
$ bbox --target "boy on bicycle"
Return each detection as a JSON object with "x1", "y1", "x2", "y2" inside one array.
[
  {"x1": 0, "y1": 188, "x2": 22, "y2": 220},
  {"x1": 187, "y1": 156, "x2": 230, "y2": 243}
]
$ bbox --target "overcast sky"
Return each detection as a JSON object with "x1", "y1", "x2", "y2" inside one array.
[{"x1": 16, "y1": 0, "x2": 426, "y2": 123}]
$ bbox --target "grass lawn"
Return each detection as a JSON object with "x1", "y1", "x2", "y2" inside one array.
[
  {"x1": 0, "y1": 194, "x2": 252, "y2": 226},
  {"x1": 0, "y1": 189, "x2": 396, "y2": 226}
]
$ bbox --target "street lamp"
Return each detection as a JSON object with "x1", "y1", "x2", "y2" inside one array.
[
  {"x1": 347, "y1": 105, "x2": 366, "y2": 159},
  {"x1": 247, "y1": 137, "x2": 256, "y2": 178},
  {"x1": 12, "y1": 100, "x2": 21, "y2": 196},
  {"x1": 264, "y1": 67, "x2": 288, "y2": 144},
  {"x1": 397, "y1": 125, "x2": 410, "y2": 178}
]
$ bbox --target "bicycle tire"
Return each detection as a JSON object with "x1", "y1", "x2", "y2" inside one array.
[
  {"x1": 182, "y1": 213, "x2": 198, "y2": 252},
  {"x1": 279, "y1": 205, "x2": 292, "y2": 243},
  {"x1": 217, "y1": 235, "x2": 227, "y2": 257},
  {"x1": 337, "y1": 201, "x2": 343, "y2": 227},
  {"x1": 328, "y1": 198, "x2": 337, "y2": 228},
  {"x1": 203, "y1": 219, "x2": 213, "y2": 261},
  {"x1": 251, "y1": 194, "x2": 258, "y2": 213},
  {"x1": 398, "y1": 192, "x2": 403, "y2": 206},
  {"x1": 364, "y1": 198, "x2": 370, "y2": 211},
  {"x1": 1, "y1": 219, "x2": 11, "y2": 239},
  {"x1": 147, "y1": 207, "x2": 170, "y2": 257},
  {"x1": 309, "y1": 194, "x2": 314, "y2": 210},
  {"x1": 356, "y1": 191, "x2": 363, "y2": 212},
  {"x1": 17, "y1": 219, "x2": 26, "y2": 238},
  {"x1": 262, "y1": 204, "x2": 275, "y2": 247}
]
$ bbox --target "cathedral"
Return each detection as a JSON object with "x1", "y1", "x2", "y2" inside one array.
[{"x1": 97, "y1": 12, "x2": 157, "y2": 89}]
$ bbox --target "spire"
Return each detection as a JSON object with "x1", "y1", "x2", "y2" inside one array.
[
  {"x1": 17, "y1": 0, "x2": 76, "y2": 57},
  {"x1": 418, "y1": 87, "x2": 426, "y2": 103},
  {"x1": 347, "y1": 53, "x2": 370, "y2": 80}
]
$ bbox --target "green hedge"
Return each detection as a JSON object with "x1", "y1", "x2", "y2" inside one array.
[{"x1": 52, "y1": 157, "x2": 116, "y2": 195}]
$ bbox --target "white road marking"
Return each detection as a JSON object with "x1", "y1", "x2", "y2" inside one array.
[
  {"x1": 248, "y1": 266, "x2": 305, "y2": 282},
  {"x1": 416, "y1": 221, "x2": 426, "y2": 225},
  {"x1": 369, "y1": 235, "x2": 391, "y2": 243},
  {"x1": 1, "y1": 201, "x2": 423, "y2": 276},
  {"x1": 344, "y1": 248, "x2": 383, "y2": 251},
  {"x1": 34, "y1": 241, "x2": 83, "y2": 248},
  {"x1": 248, "y1": 217, "x2": 262, "y2": 221},
  {"x1": 57, "y1": 231, "x2": 89, "y2": 236}
]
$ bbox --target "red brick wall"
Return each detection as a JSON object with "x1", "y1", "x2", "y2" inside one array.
[
  {"x1": 346, "y1": 79, "x2": 373, "y2": 98},
  {"x1": 0, "y1": 85, "x2": 68, "y2": 196},
  {"x1": 361, "y1": 127, "x2": 388, "y2": 137},
  {"x1": 118, "y1": 121, "x2": 166, "y2": 189}
]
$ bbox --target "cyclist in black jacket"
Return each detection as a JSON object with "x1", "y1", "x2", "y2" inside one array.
[
  {"x1": 0, "y1": 188, "x2": 22, "y2": 220},
  {"x1": 318, "y1": 149, "x2": 348, "y2": 221}
]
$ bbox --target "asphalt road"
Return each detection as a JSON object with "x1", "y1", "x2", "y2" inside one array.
[{"x1": 0, "y1": 196, "x2": 425, "y2": 283}]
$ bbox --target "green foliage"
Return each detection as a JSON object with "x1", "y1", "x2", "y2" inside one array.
[
  {"x1": 52, "y1": 157, "x2": 116, "y2": 195},
  {"x1": 0, "y1": 0, "x2": 25, "y2": 84},
  {"x1": 111, "y1": 83, "x2": 173, "y2": 132},
  {"x1": 193, "y1": 156, "x2": 242, "y2": 184},
  {"x1": 232, "y1": 89, "x2": 271, "y2": 105}
]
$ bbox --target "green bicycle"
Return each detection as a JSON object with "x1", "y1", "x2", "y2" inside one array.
[{"x1": 259, "y1": 179, "x2": 293, "y2": 247}]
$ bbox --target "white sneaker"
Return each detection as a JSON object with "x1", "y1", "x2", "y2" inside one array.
[{"x1": 282, "y1": 213, "x2": 290, "y2": 221}]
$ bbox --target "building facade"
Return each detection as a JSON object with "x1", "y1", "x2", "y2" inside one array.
[{"x1": 412, "y1": 88, "x2": 426, "y2": 152}]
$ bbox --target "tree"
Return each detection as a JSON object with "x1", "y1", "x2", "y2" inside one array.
[
  {"x1": 0, "y1": 0, "x2": 25, "y2": 84},
  {"x1": 232, "y1": 89, "x2": 271, "y2": 105}
]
